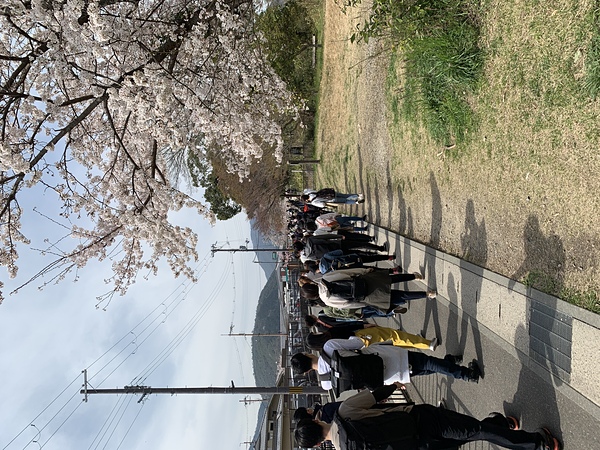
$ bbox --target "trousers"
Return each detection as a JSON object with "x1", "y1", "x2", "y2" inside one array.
[
  {"x1": 335, "y1": 215, "x2": 365, "y2": 228},
  {"x1": 409, "y1": 405, "x2": 544, "y2": 450},
  {"x1": 407, "y1": 352, "x2": 469, "y2": 380},
  {"x1": 389, "y1": 273, "x2": 426, "y2": 305}
]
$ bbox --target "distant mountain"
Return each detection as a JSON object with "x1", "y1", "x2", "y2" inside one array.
[
  {"x1": 250, "y1": 269, "x2": 282, "y2": 443},
  {"x1": 251, "y1": 269, "x2": 281, "y2": 386},
  {"x1": 249, "y1": 218, "x2": 278, "y2": 279}
]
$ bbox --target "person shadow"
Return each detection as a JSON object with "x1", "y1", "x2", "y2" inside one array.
[
  {"x1": 506, "y1": 215, "x2": 566, "y2": 442},
  {"x1": 509, "y1": 215, "x2": 565, "y2": 296},
  {"x1": 441, "y1": 201, "x2": 486, "y2": 387},
  {"x1": 456, "y1": 199, "x2": 487, "y2": 372},
  {"x1": 420, "y1": 173, "x2": 443, "y2": 340},
  {"x1": 503, "y1": 324, "x2": 563, "y2": 443}
]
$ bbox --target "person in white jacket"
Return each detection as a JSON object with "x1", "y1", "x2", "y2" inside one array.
[{"x1": 291, "y1": 336, "x2": 483, "y2": 389}]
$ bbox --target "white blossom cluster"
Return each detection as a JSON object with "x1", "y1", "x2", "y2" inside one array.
[{"x1": 0, "y1": 0, "x2": 295, "y2": 302}]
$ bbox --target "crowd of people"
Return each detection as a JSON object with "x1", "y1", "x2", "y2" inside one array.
[{"x1": 285, "y1": 188, "x2": 561, "y2": 450}]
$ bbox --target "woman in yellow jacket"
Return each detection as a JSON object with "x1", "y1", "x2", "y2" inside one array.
[{"x1": 306, "y1": 326, "x2": 438, "y2": 351}]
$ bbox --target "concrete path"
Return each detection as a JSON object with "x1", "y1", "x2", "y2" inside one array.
[{"x1": 370, "y1": 225, "x2": 600, "y2": 449}]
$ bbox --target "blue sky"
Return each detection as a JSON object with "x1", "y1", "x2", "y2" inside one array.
[{"x1": 0, "y1": 199, "x2": 268, "y2": 449}]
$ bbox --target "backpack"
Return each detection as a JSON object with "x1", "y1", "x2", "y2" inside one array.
[
  {"x1": 320, "y1": 349, "x2": 384, "y2": 396},
  {"x1": 315, "y1": 188, "x2": 336, "y2": 200},
  {"x1": 315, "y1": 214, "x2": 340, "y2": 229},
  {"x1": 305, "y1": 236, "x2": 342, "y2": 260},
  {"x1": 322, "y1": 277, "x2": 368, "y2": 301},
  {"x1": 332, "y1": 410, "x2": 419, "y2": 450},
  {"x1": 330, "y1": 254, "x2": 364, "y2": 271}
]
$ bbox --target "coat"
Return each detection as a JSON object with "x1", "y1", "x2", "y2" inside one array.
[
  {"x1": 329, "y1": 387, "x2": 418, "y2": 450},
  {"x1": 318, "y1": 268, "x2": 392, "y2": 312}
]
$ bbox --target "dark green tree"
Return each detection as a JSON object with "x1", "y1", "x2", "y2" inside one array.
[
  {"x1": 255, "y1": 0, "x2": 316, "y2": 99},
  {"x1": 187, "y1": 152, "x2": 242, "y2": 221}
]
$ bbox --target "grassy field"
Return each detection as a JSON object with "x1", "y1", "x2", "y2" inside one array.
[{"x1": 313, "y1": 0, "x2": 600, "y2": 313}]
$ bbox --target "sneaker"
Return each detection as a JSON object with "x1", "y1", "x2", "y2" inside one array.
[
  {"x1": 429, "y1": 337, "x2": 439, "y2": 351},
  {"x1": 426, "y1": 290, "x2": 437, "y2": 299},
  {"x1": 413, "y1": 272, "x2": 424, "y2": 280},
  {"x1": 444, "y1": 354, "x2": 463, "y2": 365},
  {"x1": 393, "y1": 306, "x2": 408, "y2": 314},
  {"x1": 537, "y1": 427, "x2": 562, "y2": 450},
  {"x1": 467, "y1": 360, "x2": 482, "y2": 383}
]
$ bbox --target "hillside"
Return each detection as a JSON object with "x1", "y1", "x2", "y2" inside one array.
[
  {"x1": 249, "y1": 269, "x2": 282, "y2": 445},
  {"x1": 251, "y1": 269, "x2": 282, "y2": 387},
  {"x1": 249, "y1": 219, "x2": 278, "y2": 280}
]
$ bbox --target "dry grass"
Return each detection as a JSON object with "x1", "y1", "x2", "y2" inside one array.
[{"x1": 315, "y1": 0, "x2": 600, "y2": 312}]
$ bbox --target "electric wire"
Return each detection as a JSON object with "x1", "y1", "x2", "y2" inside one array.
[
  {"x1": 38, "y1": 399, "x2": 84, "y2": 449},
  {"x1": 91, "y1": 396, "x2": 129, "y2": 450},
  {"x1": 86, "y1": 397, "x2": 125, "y2": 450},
  {"x1": 100, "y1": 395, "x2": 136, "y2": 450},
  {"x1": 134, "y1": 258, "x2": 232, "y2": 383},
  {"x1": 5, "y1": 232, "x2": 261, "y2": 450},
  {"x1": 85, "y1": 251, "x2": 213, "y2": 376},
  {"x1": 1, "y1": 374, "x2": 80, "y2": 450},
  {"x1": 114, "y1": 401, "x2": 146, "y2": 450},
  {"x1": 19, "y1": 389, "x2": 80, "y2": 450},
  {"x1": 87, "y1": 252, "x2": 215, "y2": 387},
  {"x1": 5, "y1": 252, "x2": 214, "y2": 450}
]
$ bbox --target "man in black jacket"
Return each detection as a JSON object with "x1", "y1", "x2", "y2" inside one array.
[{"x1": 294, "y1": 383, "x2": 561, "y2": 450}]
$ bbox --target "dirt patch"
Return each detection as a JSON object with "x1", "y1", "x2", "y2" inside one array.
[{"x1": 315, "y1": 1, "x2": 600, "y2": 312}]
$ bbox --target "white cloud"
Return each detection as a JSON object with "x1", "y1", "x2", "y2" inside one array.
[{"x1": 1, "y1": 212, "x2": 268, "y2": 449}]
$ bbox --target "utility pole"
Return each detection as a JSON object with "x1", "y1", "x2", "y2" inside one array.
[
  {"x1": 286, "y1": 159, "x2": 321, "y2": 165},
  {"x1": 239, "y1": 396, "x2": 268, "y2": 404},
  {"x1": 211, "y1": 242, "x2": 290, "y2": 256},
  {"x1": 224, "y1": 332, "x2": 287, "y2": 337},
  {"x1": 81, "y1": 384, "x2": 326, "y2": 402}
]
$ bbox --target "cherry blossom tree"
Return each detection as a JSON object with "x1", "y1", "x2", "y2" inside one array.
[{"x1": 0, "y1": 0, "x2": 295, "y2": 303}]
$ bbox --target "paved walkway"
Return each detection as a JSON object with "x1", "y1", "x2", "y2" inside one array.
[{"x1": 370, "y1": 225, "x2": 600, "y2": 449}]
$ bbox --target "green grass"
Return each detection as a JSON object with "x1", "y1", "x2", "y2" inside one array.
[
  {"x1": 584, "y1": 34, "x2": 600, "y2": 99},
  {"x1": 403, "y1": 19, "x2": 483, "y2": 146},
  {"x1": 583, "y1": 2, "x2": 600, "y2": 99},
  {"x1": 522, "y1": 271, "x2": 600, "y2": 314},
  {"x1": 303, "y1": 0, "x2": 326, "y2": 160},
  {"x1": 561, "y1": 288, "x2": 600, "y2": 314},
  {"x1": 360, "y1": 0, "x2": 485, "y2": 147}
]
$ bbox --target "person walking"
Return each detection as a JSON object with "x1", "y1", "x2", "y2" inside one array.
[
  {"x1": 318, "y1": 250, "x2": 395, "y2": 274},
  {"x1": 291, "y1": 336, "x2": 482, "y2": 390},
  {"x1": 301, "y1": 188, "x2": 364, "y2": 208},
  {"x1": 315, "y1": 212, "x2": 368, "y2": 232},
  {"x1": 294, "y1": 383, "x2": 561, "y2": 450},
  {"x1": 294, "y1": 235, "x2": 388, "y2": 262},
  {"x1": 300, "y1": 268, "x2": 436, "y2": 314},
  {"x1": 305, "y1": 326, "x2": 438, "y2": 351}
]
